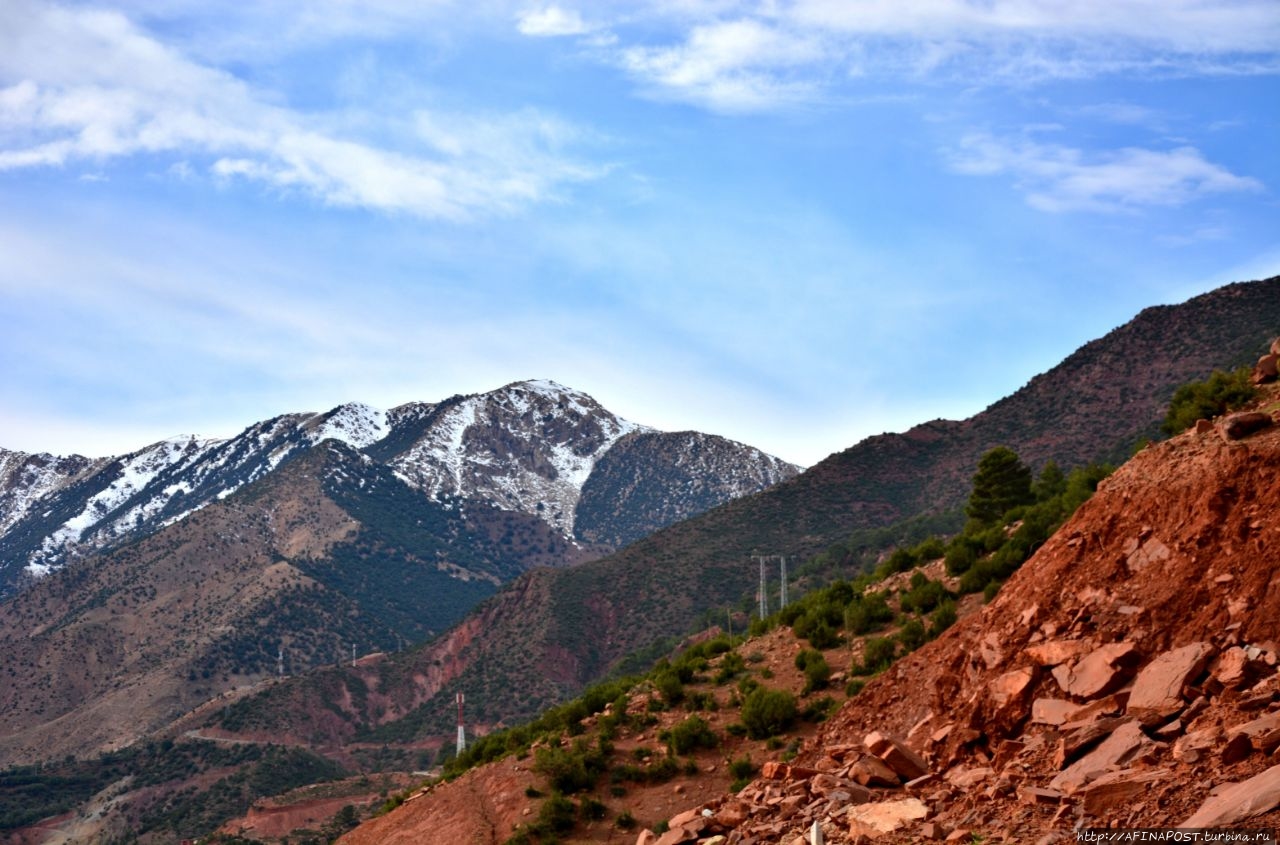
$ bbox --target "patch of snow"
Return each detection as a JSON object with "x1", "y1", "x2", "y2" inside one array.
[{"x1": 308, "y1": 402, "x2": 389, "y2": 449}]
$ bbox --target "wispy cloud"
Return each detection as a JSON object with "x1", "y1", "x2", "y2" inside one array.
[
  {"x1": 0, "y1": 1, "x2": 604, "y2": 220},
  {"x1": 517, "y1": 0, "x2": 1280, "y2": 111},
  {"x1": 949, "y1": 132, "x2": 1264, "y2": 212},
  {"x1": 618, "y1": 18, "x2": 829, "y2": 111}
]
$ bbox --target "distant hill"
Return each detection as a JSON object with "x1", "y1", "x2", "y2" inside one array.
[{"x1": 201, "y1": 276, "x2": 1280, "y2": 751}]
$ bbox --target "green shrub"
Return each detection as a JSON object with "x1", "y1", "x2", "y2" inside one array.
[
  {"x1": 653, "y1": 670, "x2": 684, "y2": 706},
  {"x1": 897, "y1": 619, "x2": 926, "y2": 652},
  {"x1": 740, "y1": 688, "x2": 797, "y2": 740},
  {"x1": 795, "y1": 649, "x2": 831, "y2": 694},
  {"x1": 664, "y1": 716, "x2": 718, "y2": 755},
  {"x1": 845, "y1": 593, "x2": 893, "y2": 635},
  {"x1": 538, "y1": 792, "x2": 577, "y2": 834},
  {"x1": 928, "y1": 600, "x2": 957, "y2": 637},
  {"x1": 854, "y1": 637, "x2": 897, "y2": 676},
  {"x1": 579, "y1": 797, "x2": 606, "y2": 821},
  {"x1": 1162, "y1": 366, "x2": 1258, "y2": 436},
  {"x1": 801, "y1": 696, "x2": 836, "y2": 722}
]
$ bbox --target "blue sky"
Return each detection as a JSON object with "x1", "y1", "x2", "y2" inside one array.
[{"x1": 1, "y1": 0, "x2": 1278, "y2": 467}]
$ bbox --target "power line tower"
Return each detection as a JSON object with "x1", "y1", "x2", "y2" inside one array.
[
  {"x1": 754, "y1": 555, "x2": 769, "y2": 619},
  {"x1": 456, "y1": 693, "x2": 467, "y2": 755},
  {"x1": 778, "y1": 555, "x2": 788, "y2": 609},
  {"x1": 277, "y1": 646, "x2": 284, "y2": 678}
]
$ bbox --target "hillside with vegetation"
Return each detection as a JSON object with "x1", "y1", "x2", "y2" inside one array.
[{"x1": 198, "y1": 276, "x2": 1280, "y2": 755}]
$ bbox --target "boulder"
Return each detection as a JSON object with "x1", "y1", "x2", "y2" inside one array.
[
  {"x1": 1051, "y1": 642, "x2": 1141, "y2": 700},
  {"x1": 1031, "y1": 698, "x2": 1084, "y2": 727},
  {"x1": 847, "y1": 798, "x2": 929, "y2": 838},
  {"x1": 1049, "y1": 720, "x2": 1153, "y2": 794},
  {"x1": 1213, "y1": 646, "x2": 1272, "y2": 690},
  {"x1": 1173, "y1": 726, "x2": 1221, "y2": 764},
  {"x1": 848, "y1": 755, "x2": 901, "y2": 788},
  {"x1": 865, "y1": 731, "x2": 929, "y2": 780},
  {"x1": 1079, "y1": 768, "x2": 1170, "y2": 814},
  {"x1": 1126, "y1": 642, "x2": 1213, "y2": 725},
  {"x1": 1220, "y1": 411, "x2": 1272, "y2": 440},
  {"x1": 985, "y1": 666, "x2": 1038, "y2": 735},
  {"x1": 1253, "y1": 353, "x2": 1279, "y2": 385},
  {"x1": 1183, "y1": 763, "x2": 1280, "y2": 827},
  {"x1": 1226, "y1": 712, "x2": 1280, "y2": 756},
  {"x1": 713, "y1": 801, "x2": 749, "y2": 828}
]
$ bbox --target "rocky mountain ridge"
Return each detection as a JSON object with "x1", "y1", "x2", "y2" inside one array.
[
  {"x1": 203, "y1": 276, "x2": 1280, "y2": 756},
  {"x1": 0, "y1": 379, "x2": 799, "y2": 595}
]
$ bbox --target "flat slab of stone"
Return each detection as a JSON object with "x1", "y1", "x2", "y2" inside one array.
[
  {"x1": 847, "y1": 797, "x2": 929, "y2": 837},
  {"x1": 1032, "y1": 698, "x2": 1084, "y2": 727},
  {"x1": 1080, "y1": 768, "x2": 1170, "y2": 814},
  {"x1": 1050, "y1": 720, "x2": 1152, "y2": 794},
  {"x1": 1127, "y1": 642, "x2": 1213, "y2": 725},
  {"x1": 1184, "y1": 763, "x2": 1280, "y2": 826},
  {"x1": 1052, "y1": 642, "x2": 1141, "y2": 700}
]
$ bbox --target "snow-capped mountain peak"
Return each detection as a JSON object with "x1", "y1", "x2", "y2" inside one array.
[{"x1": 0, "y1": 381, "x2": 799, "y2": 591}]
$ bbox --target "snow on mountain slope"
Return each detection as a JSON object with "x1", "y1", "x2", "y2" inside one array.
[
  {"x1": 389, "y1": 380, "x2": 651, "y2": 536},
  {"x1": 0, "y1": 380, "x2": 797, "y2": 590},
  {"x1": 0, "y1": 448, "x2": 103, "y2": 536}
]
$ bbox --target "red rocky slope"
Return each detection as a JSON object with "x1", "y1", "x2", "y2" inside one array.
[{"x1": 648, "y1": 405, "x2": 1280, "y2": 842}]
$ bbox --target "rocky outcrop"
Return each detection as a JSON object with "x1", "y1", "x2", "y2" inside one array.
[{"x1": 647, "y1": 410, "x2": 1280, "y2": 842}]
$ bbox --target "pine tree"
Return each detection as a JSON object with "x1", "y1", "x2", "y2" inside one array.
[{"x1": 965, "y1": 446, "x2": 1034, "y2": 526}]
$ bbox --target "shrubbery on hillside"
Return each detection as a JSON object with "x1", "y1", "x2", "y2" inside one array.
[{"x1": 1162, "y1": 366, "x2": 1258, "y2": 436}]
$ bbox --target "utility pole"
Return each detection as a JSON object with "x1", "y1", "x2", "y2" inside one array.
[
  {"x1": 456, "y1": 693, "x2": 466, "y2": 755},
  {"x1": 754, "y1": 555, "x2": 769, "y2": 619}
]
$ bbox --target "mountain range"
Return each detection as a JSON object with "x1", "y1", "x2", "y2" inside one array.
[{"x1": 0, "y1": 379, "x2": 798, "y2": 765}]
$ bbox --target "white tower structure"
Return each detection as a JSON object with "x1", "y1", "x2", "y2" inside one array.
[
  {"x1": 277, "y1": 647, "x2": 284, "y2": 677},
  {"x1": 756, "y1": 555, "x2": 768, "y2": 619},
  {"x1": 456, "y1": 692, "x2": 467, "y2": 755},
  {"x1": 779, "y1": 556, "x2": 788, "y2": 609}
]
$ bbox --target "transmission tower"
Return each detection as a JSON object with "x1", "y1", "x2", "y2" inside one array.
[
  {"x1": 456, "y1": 693, "x2": 467, "y2": 755},
  {"x1": 754, "y1": 555, "x2": 769, "y2": 619},
  {"x1": 778, "y1": 555, "x2": 788, "y2": 609}
]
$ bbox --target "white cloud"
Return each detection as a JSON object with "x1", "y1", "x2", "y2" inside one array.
[
  {"x1": 517, "y1": 6, "x2": 592, "y2": 37},
  {"x1": 949, "y1": 132, "x2": 1265, "y2": 212},
  {"x1": 619, "y1": 18, "x2": 829, "y2": 111},
  {"x1": 0, "y1": 1, "x2": 603, "y2": 220}
]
